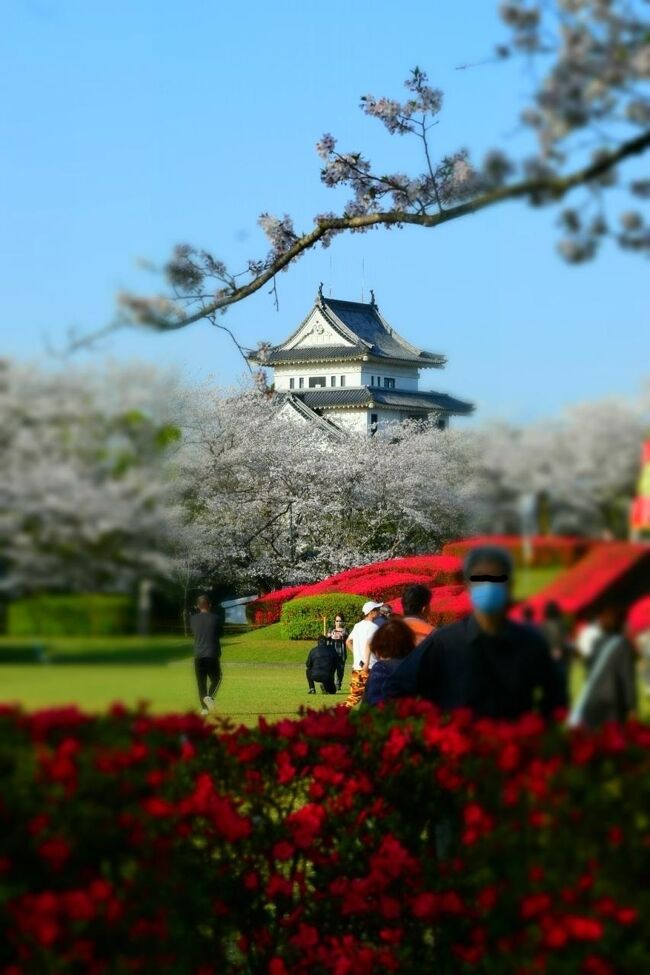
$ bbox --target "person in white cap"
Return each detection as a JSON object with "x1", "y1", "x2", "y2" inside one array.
[{"x1": 344, "y1": 600, "x2": 382, "y2": 708}]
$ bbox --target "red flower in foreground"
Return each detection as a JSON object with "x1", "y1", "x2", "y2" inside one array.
[
  {"x1": 565, "y1": 916, "x2": 604, "y2": 942},
  {"x1": 582, "y1": 958, "x2": 614, "y2": 975},
  {"x1": 37, "y1": 837, "x2": 71, "y2": 871},
  {"x1": 286, "y1": 804, "x2": 326, "y2": 850},
  {"x1": 268, "y1": 959, "x2": 290, "y2": 975}
]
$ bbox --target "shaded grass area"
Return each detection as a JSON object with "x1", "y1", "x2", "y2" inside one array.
[
  {"x1": 0, "y1": 635, "x2": 188, "y2": 664},
  {"x1": 0, "y1": 627, "x2": 326, "y2": 722},
  {"x1": 0, "y1": 631, "x2": 311, "y2": 665}
]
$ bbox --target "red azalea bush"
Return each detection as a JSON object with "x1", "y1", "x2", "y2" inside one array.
[
  {"x1": 247, "y1": 586, "x2": 305, "y2": 625},
  {"x1": 247, "y1": 556, "x2": 464, "y2": 624},
  {"x1": 328, "y1": 572, "x2": 436, "y2": 602},
  {"x1": 442, "y1": 536, "x2": 598, "y2": 569},
  {"x1": 2, "y1": 702, "x2": 650, "y2": 973},
  {"x1": 323, "y1": 555, "x2": 463, "y2": 588},
  {"x1": 628, "y1": 596, "x2": 650, "y2": 637},
  {"x1": 522, "y1": 543, "x2": 650, "y2": 618},
  {"x1": 427, "y1": 591, "x2": 473, "y2": 627},
  {"x1": 392, "y1": 584, "x2": 466, "y2": 618}
]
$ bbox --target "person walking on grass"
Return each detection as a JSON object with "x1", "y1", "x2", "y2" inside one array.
[
  {"x1": 305, "y1": 635, "x2": 338, "y2": 696},
  {"x1": 190, "y1": 595, "x2": 223, "y2": 715},
  {"x1": 384, "y1": 546, "x2": 566, "y2": 720},
  {"x1": 345, "y1": 600, "x2": 382, "y2": 708}
]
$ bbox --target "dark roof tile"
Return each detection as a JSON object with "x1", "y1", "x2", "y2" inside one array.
[{"x1": 297, "y1": 386, "x2": 474, "y2": 415}]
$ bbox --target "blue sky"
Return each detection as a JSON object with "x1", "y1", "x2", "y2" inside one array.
[{"x1": 2, "y1": 0, "x2": 648, "y2": 423}]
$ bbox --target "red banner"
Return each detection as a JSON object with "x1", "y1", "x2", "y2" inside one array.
[{"x1": 631, "y1": 496, "x2": 650, "y2": 529}]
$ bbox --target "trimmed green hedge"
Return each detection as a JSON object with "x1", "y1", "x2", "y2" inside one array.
[
  {"x1": 8, "y1": 594, "x2": 134, "y2": 637},
  {"x1": 280, "y1": 592, "x2": 366, "y2": 640}
]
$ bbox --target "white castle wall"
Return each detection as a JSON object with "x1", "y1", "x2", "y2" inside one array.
[{"x1": 274, "y1": 363, "x2": 421, "y2": 392}]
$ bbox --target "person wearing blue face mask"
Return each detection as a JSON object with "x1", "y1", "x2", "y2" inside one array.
[{"x1": 383, "y1": 545, "x2": 566, "y2": 720}]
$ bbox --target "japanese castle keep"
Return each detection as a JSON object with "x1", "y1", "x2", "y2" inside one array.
[{"x1": 248, "y1": 286, "x2": 473, "y2": 436}]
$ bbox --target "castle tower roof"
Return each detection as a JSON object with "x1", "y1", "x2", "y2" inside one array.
[{"x1": 248, "y1": 288, "x2": 446, "y2": 369}]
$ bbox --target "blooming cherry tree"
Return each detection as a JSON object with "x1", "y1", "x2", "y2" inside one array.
[
  {"x1": 0, "y1": 359, "x2": 187, "y2": 596},
  {"x1": 472, "y1": 394, "x2": 649, "y2": 536},
  {"x1": 178, "y1": 390, "x2": 472, "y2": 591}
]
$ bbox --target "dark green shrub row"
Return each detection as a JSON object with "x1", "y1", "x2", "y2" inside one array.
[
  {"x1": 7, "y1": 594, "x2": 134, "y2": 637},
  {"x1": 280, "y1": 592, "x2": 366, "y2": 640}
]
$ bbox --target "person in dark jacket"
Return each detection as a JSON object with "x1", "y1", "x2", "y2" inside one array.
[
  {"x1": 383, "y1": 546, "x2": 566, "y2": 720},
  {"x1": 327, "y1": 613, "x2": 349, "y2": 690},
  {"x1": 541, "y1": 600, "x2": 573, "y2": 700},
  {"x1": 306, "y1": 636, "x2": 338, "y2": 695},
  {"x1": 364, "y1": 619, "x2": 415, "y2": 705},
  {"x1": 190, "y1": 595, "x2": 224, "y2": 715}
]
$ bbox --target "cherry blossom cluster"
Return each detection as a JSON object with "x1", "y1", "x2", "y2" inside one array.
[{"x1": 105, "y1": 3, "x2": 650, "y2": 338}]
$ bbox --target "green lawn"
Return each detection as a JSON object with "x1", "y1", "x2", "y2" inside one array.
[
  {"x1": 1, "y1": 623, "x2": 647, "y2": 722},
  {"x1": 0, "y1": 627, "x2": 334, "y2": 723},
  {"x1": 2, "y1": 566, "x2": 642, "y2": 723},
  {"x1": 513, "y1": 566, "x2": 562, "y2": 600}
]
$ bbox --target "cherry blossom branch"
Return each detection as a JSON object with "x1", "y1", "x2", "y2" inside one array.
[{"x1": 116, "y1": 126, "x2": 650, "y2": 332}]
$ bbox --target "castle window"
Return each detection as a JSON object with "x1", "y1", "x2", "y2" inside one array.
[
  {"x1": 384, "y1": 377, "x2": 395, "y2": 389},
  {"x1": 330, "y1": 376, "x2": 336, "y2": 387},
  {"x1": 370, "y1": 413, "x2": 378, "y2": 437},
  {"x1": 289, "y1": 378, "x2": 295, "y2": 390},
  {"x1": 308, "y1": 376, "x2": 326, "y2": 388},
  {"x1": 298, "y1": 377, "x2": 304, "y2": 389},
  {"x1": 340, "y1": 375, "x2": 345, "y2": 387}
]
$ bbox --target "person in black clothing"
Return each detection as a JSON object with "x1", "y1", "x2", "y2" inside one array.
[
  {"x1": 364, "y1": 619, "x2": 415, "y2": 705},
  {"x1": 190, "y1": 595, "x2": 224, "y2": 715},
  {"x1": 541, "y1": 600, "x2": 572, "y2": 701},
  {"x1": 327, "y1": 614, "x2": 349, "y2": 690},
  {"x1": 384, "y1": 546, "x2": 566, "y2": 720},
  {"x1": 306, "y1": 636, "x2": 338, "y2": 695}
]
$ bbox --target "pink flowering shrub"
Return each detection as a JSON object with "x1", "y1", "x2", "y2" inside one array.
[{"x1": 1, "y1": 703, "x2": 649, "y2": 973}]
